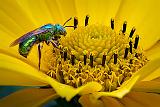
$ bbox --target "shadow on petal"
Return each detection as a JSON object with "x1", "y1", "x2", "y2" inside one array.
[
  {"x1": 133, "y1": 77, "x2": 160, "y2": 93},
  {"x1": 145, "y1": 40, "x2": 160, "y2": 60},
  {"x1": 79, "y1": 94, "x2": 104, "y2": 107},
  {"x1": 120, "y1": 92, "x2": 160, "y2": 107},
  {"x1": 0, "y1": 88, "x2": 58, "y2": 107}
]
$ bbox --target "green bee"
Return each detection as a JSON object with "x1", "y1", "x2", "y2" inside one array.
[{"x1": 10, "y1": 18, "x2": 75, "y2": 70}]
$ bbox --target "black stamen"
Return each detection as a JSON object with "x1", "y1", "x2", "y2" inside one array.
[
  {"x1": 134, "y1": 35, "x2": 139, "y2": 49},
  {"x1": 135, "y1": 53, "x2": 138, "y2": 58},
  {"x1": 68, "y1": 75, "x2": 73, "y2": 80},
  {"x1": 111, "y1": 18, "x2": 114, "y2": 30},
  {"x1": 59, "y1": 70, "x2": 65, "y2": 84},
  {"x1": 114, "y1": 53, "x2": 117, "y2": 64},
  {"x1": 85, "y1": 15, "x2": 89, "y2": 26},
  {"x1": 122, "y1": 21, "x2": 127, "y2": 33},
  {"x1": 102, "y1": 54, "x2": 106, "y2": 67},
  {"x1": 129, "y1": 27, "x2": 136, "y2": 38},
  {"x1": 129, "y1": 41, "x2": 132, "y2": 54},
  {"x1": 71, "y1": 54, "x2": 75, "y2": 65},
  {"x1": 60, "y1": 51, "x2": 63, "y2": 57},
  {"x1": 130, "y1": 59, "x2": 133, "y2": 64},
  {"x1": 90, "y1": 54, "x2": 93, "y2": 67},
  {"x1": 124, "y1": 47, "x2": 129, "y2": 59},
  {"x1": 74, "y1": 17, "x2": 78, "y2": 30},
  {"x1": 64, "y1": 51, "x2": 67, "y2": 61},
  {"x1": 78, "y1": 78, "x2": 82, "y2": 87},
  {"x1": 84, "y1": 55, "x2": 87, "y2": 65}
]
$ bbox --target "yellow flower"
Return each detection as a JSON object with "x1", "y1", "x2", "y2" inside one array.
[{"x1": 0, "y1": 0, "x2": 160, "y2": 107}]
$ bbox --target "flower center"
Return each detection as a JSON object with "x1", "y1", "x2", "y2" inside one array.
[{"x1": 44, "y1": 17, "x2": 148, "y2": 92}]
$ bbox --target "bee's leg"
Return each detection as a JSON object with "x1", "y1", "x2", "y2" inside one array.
[
  {"x1": 51, "y1": 41, "x2": 58, "y2": 48},
  {"x1": 50, "y1": 40, "x2": 59, "y2": 48},
  {"x1": 38, "y1": 43, "x2": 43, "y2": 70}
]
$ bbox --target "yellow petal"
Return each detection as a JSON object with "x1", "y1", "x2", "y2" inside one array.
[
  {"x1": 143, "y1": 40, "x2": 160, "y2": 81},
  {"x1": 16, "y1": 0, "x2": 55, "y2": 26},
  {"x1": 17, "y1": 0, "x2": 77, "y2": 25},
  {"x1": 133, "y1": 77, "x2": 160, "y2": 93},
  {"x1": 0, "y1": 0, "x2": 35, "y2": 35},
  {"x1": 56, "y1": 0, "x2": 77, "y2": 21},
  {"x1": 91, "y1": 58, "x2": 160, "y2": 99},
  {"x1": 115, "y1": 0, "x2": 160, "y2": 50},
  {"x1": 47, "y1": 79, "x2": 102, "y2": 101},
  {"x1": 120, "y1": 92, "x2": 160, "y2": 107},
  {"x1": 145, "y1": 40, "x2": 160, "y2": 60},
  {"x1": 0, "y1": 52, "x2": 49, "y2": 86},
  {"x1": 0, "y1": 88, "x2": 58, "y2": 107},
  {"x1": 75, "y1": 0, "x2": 121, "y2": 25}
]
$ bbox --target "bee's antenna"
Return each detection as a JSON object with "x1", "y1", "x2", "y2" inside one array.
[
  {"x1": 63, "y1": 17, "x2": 72, "y2": 26},
  {"x1": 64, "y1": 26, "x2": 75, "y2": 28}
]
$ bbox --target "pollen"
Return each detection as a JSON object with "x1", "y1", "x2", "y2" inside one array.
[{"x1": 44, "y1": 17, "x2": 148, "y2": 92}]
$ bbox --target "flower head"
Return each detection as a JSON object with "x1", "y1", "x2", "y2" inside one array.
[
  {"x1": 0, "y1": 0, "x2": 160, "y2": 107},
  {"x1": 44, "y1": 17, "x2": 148, "y2": 93}
]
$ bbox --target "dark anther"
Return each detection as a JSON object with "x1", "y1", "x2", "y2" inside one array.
[
  {"x1": 129, "y1": 27, "x2": 136, "y2": 38},
  {"x1": 102, "y1": 54, "x2": 106, "y2": 67},
  {"x1": 68, "y1": 75, "x2": 73, "y2": 80},
  {"x1": 129, "y1": 41, "x2": 132, "y2": 54},
  {"x1": 85, "y1": 15, "x2": 89, "y2": 26},
  {"x1": 135, "y1": 53, "x2": 138, "y2": 58},
  {"x1": 122, "y1": 21, "x2": 127, "y2": 33},
  {"x1": 71, "y1": 54, "x2": 75, "y2": 65},
  {"x1": 130, "y1": 59, "x2": 133, "y2": 64},
  {"x1": 124, "y1": 47, "x2": 129, "y2": 59},
  {"x1": 134, "y1": 35, "x2": 139, "y2": 49},
  {"x1": 74, "y1": 17, "x2": 78, "y2": 30},
  {"x1": 64, "y1": 51, "x2": 67, "y2": 61},
  {"x1": 114, "y1": 53, "x2": 117, "y2": 64},
  {"x1": 111, "y1": 18, "x2": 114, "y2": 30},
  {"x1": 90, "y1": 54, "x2": 93, "y2": 67},
  {"x1": 60, "y1": 51, "x2": 63, "y2": 57},
  {"x1": 84, "y1": 55, "x2": 87, "y2": 65},
  {"x1": 78, "y1": 78, "x2": 82, "y2": 87},
  {"x1": 59, "y1": 70, "x2": 65, "y2": 84}
]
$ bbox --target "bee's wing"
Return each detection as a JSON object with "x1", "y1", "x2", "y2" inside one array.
[{"x1": 10, "y1": 24, "x2": 53, "y2": 47}]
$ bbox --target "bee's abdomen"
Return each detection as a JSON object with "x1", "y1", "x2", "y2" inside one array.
[{"x1": 19, "y1": 36, "x2": 37, "y2": 58}]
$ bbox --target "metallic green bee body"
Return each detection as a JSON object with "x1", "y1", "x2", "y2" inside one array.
[
  {"x1": 11, "y1": 24, "x2": 66, "y2": 57},
  {"x1": 10, "y1": 18, "x2": 74, "y2": 70},
  {"x1": 10, "y1": 23, "x2": 68, "y2": 70},
  {"x1": 19, "y1": 35, "x2": 37, "y2": 58}
]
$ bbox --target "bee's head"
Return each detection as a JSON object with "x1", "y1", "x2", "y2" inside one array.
[{"x1": 55, "y1": 24, "x2": 67, "y2": 36}]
